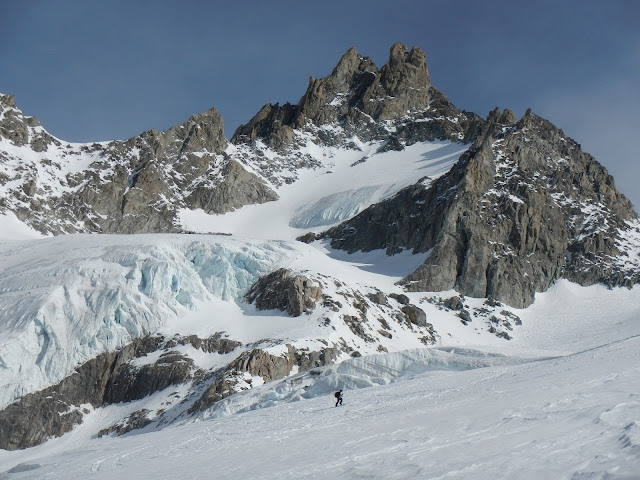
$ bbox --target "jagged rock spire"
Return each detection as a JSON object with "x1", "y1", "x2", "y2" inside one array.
[
  {"x1": 232, "y1": 43, "x2": 433, "y2": 148},
  {"x1": 363, "y1": 43, "x2": 431, "y2": 120}
]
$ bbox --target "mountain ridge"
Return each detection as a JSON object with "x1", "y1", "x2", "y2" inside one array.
[
  {"x1": 315, "y1": 106, "x2": 638, "y2": 306},
  {"x1": 0, "y1": 42, "x2": 638, "y2": 450}
]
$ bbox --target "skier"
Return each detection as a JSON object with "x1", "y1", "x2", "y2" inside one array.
[{"x1": 334, "y1": 389, "x2": 343, "y2": 407}]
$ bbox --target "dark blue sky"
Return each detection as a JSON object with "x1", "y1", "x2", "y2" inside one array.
[{"x1": 2, "y1": 0, "x2": 639, "y2": 208}]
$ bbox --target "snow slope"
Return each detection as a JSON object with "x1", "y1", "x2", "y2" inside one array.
[
  {"x1": 0, "y1": 282, "x2": 638, "y2": 479},
  {"x1": 0, "y1": 213, "x2": 43, "y2": 241},
  {"x1": 180, "y1": 139, "x2": 467, "y2": 240}
]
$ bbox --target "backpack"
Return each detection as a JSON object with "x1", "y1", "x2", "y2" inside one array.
[{"x1": 334, "y1": 391, "x2": 341, "y2": 398}]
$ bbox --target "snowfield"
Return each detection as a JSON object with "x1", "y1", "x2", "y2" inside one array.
[
  {"x1": 0, "y1": 282, "x2": 638, "y2": 479},
  {"x1": 180, "y1": 139, "x2": 467, "y2": 240}
]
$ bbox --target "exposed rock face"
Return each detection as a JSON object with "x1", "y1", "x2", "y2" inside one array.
[
  {"x1": 0, "y1": 336, "x2": 165, "y2": 450},
  {"x1": 98, "y1": 409, "x2": 153, "y2": 438},
  {"x1": 104, "y1": 351, "x2": 194, "y2": 404},
  {"x1": 294, "y1": 42, "x2": 431, "y2": 126},
  {"x1": 402, "y1": 304, "x2": 427, "y2": 327},
  {"x1": 0, "y1": 97, "x2": 277, "y2": 234},
  {"x1": 245, "y1": 268, "x2": 323, "y2": 316},
  {"x1": 389, "y1": 293, "x2": 410, "y2": 305},
  {"x1": 323, "y1": 108, "x2": 639, "y2": 307},
  {"x1": 184, "y1": 159, "x2": 278, "y2": 214},
  {"x1": 0, "y1": 332, "x2": 246, "y2": 450},
  {"x1": 171, "y1": 333, "x2": 242, "y2": 354},
  {"x1": 230, "y1": 346, "x2": 298, "y2": 382},
  {"x1": 0, "y1": 94, "x2": 56, "y2": 152},
  {"x1": 0, "y1": 328, "x2": 343, "y2": 449},
  {"x1": 366, "y1": 42, "x2": 431, "y2": 120}
]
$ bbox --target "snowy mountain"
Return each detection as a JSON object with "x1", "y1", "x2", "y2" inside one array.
[
  {"x1": 0, "y1": 41, "x2": 639, "y2": 473},
  {"x1": 0, "y1": 44, "x2": 476, "y2": 237}
]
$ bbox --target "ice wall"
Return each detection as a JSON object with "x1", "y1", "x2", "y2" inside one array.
[{"x1": 0, "y1": 235, "x2": 294, "y2": 409}]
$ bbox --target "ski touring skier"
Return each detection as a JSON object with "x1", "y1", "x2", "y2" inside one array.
[{"x1": 334, "y1": 389, "x2": 343, "y2": 407}]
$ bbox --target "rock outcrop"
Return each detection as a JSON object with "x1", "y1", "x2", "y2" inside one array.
[
  {"x1": 103, "y1": 351, "x2": 194, "y2": 404},
  {"x1": 245, "y1": 268, "x2": 323, "y2": 316},
  {"x1": 0, "y1": 336, "x2": 165, "y2": 450},
  {"x1": 184, "y1": 158, "x2": 278, "y2": 215},
  {"x1": 188, "y1": 345, "x2": 337, "y2": 413},
  {"x1": 401, "y1": 304, "x2": 427, "y2": 327}
]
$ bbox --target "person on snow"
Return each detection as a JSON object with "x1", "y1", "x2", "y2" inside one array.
[{"x1": 334, "y1": 390, "x2": 343, "y2": 407}]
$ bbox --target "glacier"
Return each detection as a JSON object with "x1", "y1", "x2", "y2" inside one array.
[
  {"x1": 180, "y1": 140, "x2": 469, "y2": 240},
  {"x1": 0, "y1": 234, "x2": 297, "y2": 409}
]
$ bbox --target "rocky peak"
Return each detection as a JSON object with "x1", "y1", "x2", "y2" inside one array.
[
  {"x1": 304, "y1": 42, "x2": 432, "y2": 122},
  {"x1": 232, "y1": 43, "x2": 435, "y2": 150},
  {"x1": 383, "y1": 43, "x2": 429, "y2": 89},
  {"x1": 327, "y1": 46, "x2": 375, "y2": 93},
  {"x1": 367, "y1": 43, "x2": 430, "y2": 119},
  {"x1": 485, "y1": 107, "x2": 501, "y2": 126},
  {"x1": 293, "y1": 46, "x2": 378, "y2": 128},
  {"x1": 486, "y1": 106, "x2": 517, "y2": 127},
  {"x1": 515, "y1": 107, "x2": 557, "y2": 133},
  {"x1": 138, "y1": 106, "x2": 227, "y2": 160},
  {"x1": 0, "y1": 93, "x2": 54, "y2": 151},
  {"x1": 498, "y1": 108, "x2": 516, "y2": 125},
  {"x1": 231, "y1": 102, "x2": 298, "y2": 149},
  {"x1": 0, "y1": 94, "x2": 18, "y2": 109},
  {"x1": 181, "y1": 106, "x2": 228, "y2": 154}
]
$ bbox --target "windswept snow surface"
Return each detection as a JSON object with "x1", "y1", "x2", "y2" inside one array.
[{"x1": 0, "y1": 283, "x2": 639, "y2": 479}]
